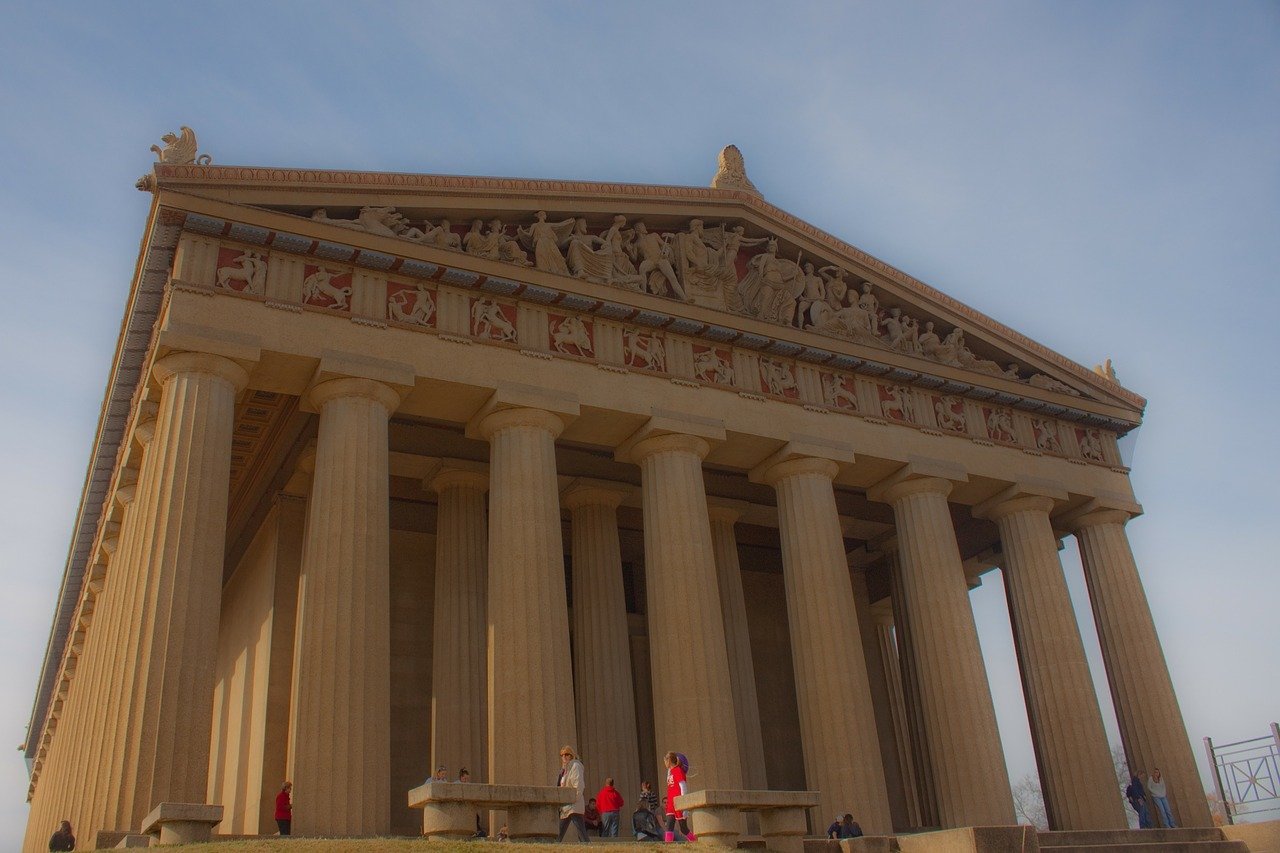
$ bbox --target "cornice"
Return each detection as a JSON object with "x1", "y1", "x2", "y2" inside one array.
[{"x1": 152, "y1": 164, "x2": 1146, "y2": 411}]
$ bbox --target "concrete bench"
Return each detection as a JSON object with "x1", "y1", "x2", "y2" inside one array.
[
  {"x1": 408, "y1": 781, "x2": 574, "y2": 842},
  {"x1": 675, "y1": 789, "x2": 821, "y2": 853},
  {"x1": 141, "y1": 802, "x2": 223, "y2": 845}
]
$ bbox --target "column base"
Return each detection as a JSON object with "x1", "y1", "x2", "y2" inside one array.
[
  {"x1": 506, "y1": 804, "x2": 562, "y2": 842},
  {"x1": 141, "y1": 802, "x2": 224, "y2": 845},
  {"x1": 113, "y1": 834, "x2": 153, "y2": 848},
  {"x1": 686, "y1": 805, "x2": 741, "y2": 848}
]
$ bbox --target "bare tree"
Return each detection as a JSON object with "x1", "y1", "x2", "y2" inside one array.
[{"x1": 1012, "y1": 774, "x2": 1048, "y2": 830}]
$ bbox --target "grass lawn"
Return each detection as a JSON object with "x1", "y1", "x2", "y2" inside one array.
[{"x1": 177, "y1": 841, "x2": 670, "y2": 853}]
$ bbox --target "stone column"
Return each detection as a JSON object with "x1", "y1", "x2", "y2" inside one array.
[
  {"x1": 872, "y1": 612, "x2": 922, "y2": 828},
  {"x1": 565, "y1": 483, "x2": 642, "y2": 797},
  {"x1": 115, "y1": 352, "x2": 247, "y2": 827},
  {"x1": 707, "y1": 503, "x2": 768, "y2": 792},
  {"x1": 851, "y1": 573, "x2": 914, "y2": 831},
  {"x1": 889, "y1": 552, "x2": 939, "y2": 828},
  {"x1": 630, "y1": 433, "x2": 743, "y2": 792},
  {"x1": 1069, "y1": 509, "x2": 1211, "y2": 827},
  {"x1": 984, "y1": 496, "x2": 1126, "y2": 830},
  {"x1": 478, "y1": 407, "x2": 577, "y2": 787},
  {"x1": 872, "y1": 477, "x2": 1014, "y2": 827},
  {"x1": 289, "y1": 377, "x2": 398, "y2": 836},
  {"x1": 760, "y1": 457, "x2": 891, "y2": 833},
  {"x1": 429, "y1": 466, "x2": 489, "y2": 782}
]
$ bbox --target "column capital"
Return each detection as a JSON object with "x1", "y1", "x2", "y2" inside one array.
[
  {"x1": 614, "y1": 409, "x2": 725, "y2": 464},
  {"x1": 626, "y1": 432, "x2": 711, "y2": 463},
  {"x1": 562, "y1": 480, "x2": 628, "y2": 511},
  {"x1": 1053, "y1": 496, "x2": 1143, "y2": 533},
  {"x1": 752, "y1": 455, "x2": 840, "y2": 487},
  {"x1": 976, "y1": 494, "x2": 1057, "y2": 522},
  {"x1": 152, "y1": 351, "x2": 250, "y2": 392},
  {"x1": 465, "y1": 382, "x2": 579, "y2": 440},
  {"x1": 426, "y1": 459, "x2": 490, "y2": 494},
  {"x1": 867, "y1": 458, "x2": 967, "y2": 505},
  {"x1": 706, "y1": 498, "x2": 750, "y2": 525},
  {"x1": 475, "y1": 406, "x2": 566, "y2": 441},
  {"x1": 308, "y1": 376, "x2": 401, "y2": 414},
  {"x1": 872, "y1": 475, "x2": 954, "y2": 505}
]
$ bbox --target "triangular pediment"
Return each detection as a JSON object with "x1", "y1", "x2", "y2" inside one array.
[{"x1": 149, "y1": 162, "x2": 1144, "y2": 429}]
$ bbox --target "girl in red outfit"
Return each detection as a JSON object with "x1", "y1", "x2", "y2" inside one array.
[{"x1": 663, "y1": 752, "x2": 696, "y2": 842}]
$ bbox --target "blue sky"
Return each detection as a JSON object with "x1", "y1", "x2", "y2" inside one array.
[{"x1": 1, "y1": 1, "x2": 1277, "y2": 844}]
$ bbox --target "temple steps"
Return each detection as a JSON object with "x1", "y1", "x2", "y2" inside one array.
[{"x1": 1038, "y1": 826, "x2": 1245, "y2": 852}]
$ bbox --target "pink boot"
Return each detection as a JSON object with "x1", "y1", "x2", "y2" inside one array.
[
  {"x1": 664, "y1": 831, "x2": 675, "y2": 843},
  {"x1": 685, "y1": 833, "x2": 698, "y2": 842}
]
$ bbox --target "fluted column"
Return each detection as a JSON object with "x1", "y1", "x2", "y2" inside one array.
[
  {"x1": 631, "y1": 433, "x2": 742, "y2": 791},
  {"x1": 874, "y1": 477, "x2": 1013, "y2": 827},
  {"x1": 429, "y1": 466, "x2": 489, "y2": 782},
  {"x1": 479, "y1": 407, "x2": 577, "y2": 787},
  {"x1": 289, "y1": 377, "x2": 398, "y2": 836},
  {"x1": 707, "y1": 503, "x2": 768, "y2": 792},
  {"x1": 761, "y1": 457, "x2": 891, "y2": 833},
  {"x1": 114, "y1": 352, "x2": 247, "y2": 827},
  {"x1": 1070, "y1": 509, "x2": 1211, "y2": 827},
  {"x1": 872, "y1": 611, "x2": 922, "y2": 828},
  {"x1": 986, "y1": 496, "x2": 1126, "y2": 830},
  {"x1": 565, "y1": 483, "x2": 642, "y2": 797},
  {"x1": 851, "y1": 573, "x2": 914, "y2": 831},
  {"x1": 889, "y1": 552, "x2": 939, "y2": 828}
]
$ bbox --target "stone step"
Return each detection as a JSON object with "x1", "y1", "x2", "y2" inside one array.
[
  {"x1": 1040, "y1": 827, "x2": 1227, "y2": 847},
  {"x1": 1040, "y1": 844, "x2": 1246, "y2": 853}
]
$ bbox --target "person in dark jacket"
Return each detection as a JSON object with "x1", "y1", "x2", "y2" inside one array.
[
  {"x1": 274, "y1": 781, "x2": 293, "y2": 835},
  {"x1": 1126, "y1": 773, "x2": 1151, "y2": 828},
  {"x1": 48, "y1": 820, "x2": 75, "y2": 851}
]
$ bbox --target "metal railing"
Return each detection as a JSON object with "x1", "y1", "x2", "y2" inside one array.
[{"x1": 1205, "y1": 723, "x2": 1280, "y2": 824}]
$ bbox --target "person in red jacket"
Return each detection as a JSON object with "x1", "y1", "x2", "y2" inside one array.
[
  {"x1": 596, "y1": 777, "x2": 625, "y2": 837},
  {"x1": 274, "y1": 781, "x2": 293, "y2": 836},
  {"x1": 663, "y1": 752, "x2": 695, "y2": 842}
]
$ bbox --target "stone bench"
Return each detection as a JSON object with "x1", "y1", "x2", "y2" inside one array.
[
  {"x1": 674, "y1": 789, "x2": 821, "y2": 853},
  {"x1": 408, "y1": 781, "x2": 574, "y2": 842},
  {"x1": 141, "y1": 802, "x2": 223, "y2": 845}
]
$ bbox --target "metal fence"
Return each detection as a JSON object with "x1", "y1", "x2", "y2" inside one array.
[{"x1": 1205, "y1": 723, "x2": 1280, "y2": 824}]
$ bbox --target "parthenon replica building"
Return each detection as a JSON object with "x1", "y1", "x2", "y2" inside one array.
[{"x1": 22, "y1": 131, "x2": 1211, "y2": 849}]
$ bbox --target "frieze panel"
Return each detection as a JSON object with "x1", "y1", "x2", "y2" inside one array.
[
  {"x1": 624, "y1": 329, "x2": 666, "y2": 372},
  {"x1": 470, "y1": 298, "x2": 518, "y2": 343},
  {"x1": 983, "y1": 406, "x2": 1018, "y2": 444},
  {"x1": 878, "y1": 384, "x2": 916, "y2": 424},
  {"x1": 933, "y1": 395, "x2": 967, "y2": 433},
  {"x1": 549, "y1": 314, "x2": 594, "y2": 358},
  {"x1": 387, "y1": 281, "x2": 436, "y2": 327},
  {"x1": 692, "y1": 345, "x2": 734, "y2": 386},
  {"x1": 822, "y1": 372, "x2": 859, "y2": 411},
  {"x1": 302, "y1": 264, "x2": 352, "y2": 311}
]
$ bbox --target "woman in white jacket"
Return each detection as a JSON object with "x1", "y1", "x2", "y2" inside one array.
[{"x1": 557, "y1": 745, "x2": 589, "y2": 842}]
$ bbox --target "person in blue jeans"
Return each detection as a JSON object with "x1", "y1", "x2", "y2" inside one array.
[
  {"x1": 1147, "y1": 768, "x2": 1176, "y2": 828},
  {"x1": 1125, "y1": 774, "x2": 1151, "y2": 828}
]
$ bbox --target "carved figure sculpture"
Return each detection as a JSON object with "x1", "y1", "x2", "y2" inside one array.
[
  {"x1": 422, "y1": 219, "x2": 462, "y2": 251},
  {"x1": 150, "y1": 126, "x2": 211, "y2": 165},
  {"x1": 882, "y1": 308, "x2": 908, "y2": 352},
  {"x1": 760, "y1": 359, "x2": 798, "y2": 397},
  {"x1": 311, "y1": 208, "x2": 366, "y2": 231},
  {"x1": 693, "y1": 348, "x2": 733, "y2": 385},
  {"x1": 795, "y1": 263, "x2": 826, "y2": 329},
  {"x1": 464, "y1": 219, "x2": 493, "y2": 257},
  {"x1": 388, "y1": 285, "x2": 435, "y2": 326},
  {"x1": 1029, "y1": 373, "x2": 1081, "y2": 396},
  {"x1": 986, "y1": 408, "x2": 1017, "y2": 443},
  {"x1": 487, "y1": 220, "x2": 530, "y2": 266},
  {"x1": 739, "y1": 238, "x2": 803, "y2": 325},
  {"x1": 1079, "y1": 429, "x2": 1106, "y2": 462},
  {"x1": 857, "y1": 284, "x2": 880, "y2": 335},
  {"x1": 1032, "y1": 418, "x2": 1061, "y2": 453},
  {"x1": 822, "y1": 374, "x2": 858, "y2": 410},
  {"x1": 303, "y1": 268, "x2": 352, "y2": 310},
  {"x1": 567, "y1": 219, "x2": 614, "y2": 283},
  {"x1": 918, "y1": 322, "x2": 942, "y2": 359},
  {"x1": 935, "y1": 396, "x2": 966, "y2": 431},
  {"x1": 624, "y1": 329, "x2": 665, "y2": 372},
  {"x1": 216, "y1": 251, "x2": 266, "y2": 295},
  {"x1": 632, "y1": 222, "x2": 686, "y2": 300},
  {"x1": 819, "y1": 266, "x2": 849, "y2": 309},
  {"x1": 674, "y1": 220, "x2": 737, "y2": 307},
  {"x1": 600, "y1": 216, "x2": 643, "y2": 290},
  {"x1": 1093, "y1": 359, "x2": 1117, "y2": 381},
  {"x1": 881, "y1": 386, "x2": 916, "y2": 422},
  {"x1": 710, "y1": 144, "x2": 760, "y2": 195},
  {"x1": 519, "y1": 211, "x2": 576, "y2": 275},
  {"x1": 550, "y1": 315, "x2": 592, "y2": 356},
  {"x1": 471, "y1": 299, "x2": 517, "y2": 342}
]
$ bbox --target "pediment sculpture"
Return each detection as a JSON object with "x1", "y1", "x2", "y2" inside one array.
[{"x1": 299, "y1": 204, "x2": 1084, "y2": 398}]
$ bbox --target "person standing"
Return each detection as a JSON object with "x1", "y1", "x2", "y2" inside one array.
[
  {"x1": 274, "y1": 781, "x2": 293, "y2": 836},
  {"x1": 48, "y1": 819, "x2": 75, "y2": 851},
  {"x1": 557, "y1": 745, "x2": 589, "y2": 843},
  {"x1": 639, "y1": 780, "x2": 659, "y2": 814},
  {"x1": 597, "y1": 777, "x2": 624, "y2": 837},
  {"x1": 1147, "y1": 768, "x2": 1176, "y2": 828},
  {"x1": 1126, "y1": 773, "x2": 1152, "y2": 828},
  {"x1": 663, "y1": 751, "x2": 696, "y2": 843}
]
